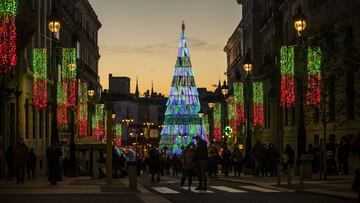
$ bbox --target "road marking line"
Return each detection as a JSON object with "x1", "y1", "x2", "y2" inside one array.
[
  {"x1": 240, "y1": 186, "x2": 282, "y2": 193},
  {"x1": 152, "y1": 187, "x2": 180, "y2": 194},
  {"x1": 182, "y1": 187, "x2": 214, "y2": 193},
  {"x1": 210, "y1": 186, "x2": 247, "y2": 193}
]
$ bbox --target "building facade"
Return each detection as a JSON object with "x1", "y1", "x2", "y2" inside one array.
[
  {"x1": 226, "y1": 0, "x2": 360, "y2": 171},
  {"x1": 0, "y1": 0, "x2": 101, "y2": 179}
]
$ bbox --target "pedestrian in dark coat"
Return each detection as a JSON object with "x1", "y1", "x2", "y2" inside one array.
[
  {"x1": 47, "y1": 142, "x2": 62, "y2": 185},
  {"x1": 267, "y1": 143, "x2": 279, "y2": 177},
  {"x1": 149, "y1": 147, "x2": 161, "y2": 182},
  {"x1": 194, "y1": 136, "x2": 208, "y2": 190},
  {"x1": 232, "y1": 147, "x2": 243, "y2": 177},
  {"x1": 5, "y1": 146, "x2": 14, "y2": 181},
  {"x1": 222, "y1": 146, "x2": 231, "y2": 177},
  {"x1": 180, "y1": 143, "x2": 195, "y2": 190},
  {"x1": 14, "y1": 138, "x2": 29, "y2": 184},
  {"x1": 27, "y1": 148, "x2": 37, "y2": 179}
]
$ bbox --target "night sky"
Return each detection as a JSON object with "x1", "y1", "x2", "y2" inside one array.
[{"x1": 89, "y1": 0, "x2": 242, "y2": 96}]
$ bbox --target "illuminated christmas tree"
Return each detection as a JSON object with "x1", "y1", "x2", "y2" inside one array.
[{"x1": 159, "y1": 22, "x2": 208, "y2": 155}]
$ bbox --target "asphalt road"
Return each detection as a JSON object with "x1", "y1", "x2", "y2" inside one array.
[
  {"x1": 139, "y1": 175, "x2": 357, "y2": 203},
  {"x1": 0, "y1": 193, "x2": 144, "y2": 203}
]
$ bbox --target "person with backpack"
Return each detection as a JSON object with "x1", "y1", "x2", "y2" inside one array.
[{"x1": 180, "y1": 143, "x2": 195, "y2": 190}]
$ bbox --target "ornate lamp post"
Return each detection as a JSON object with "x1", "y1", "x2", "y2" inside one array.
[
  {"x1": 208, "y1": 102, "x2": 214, "y2": 144},
  {"x1": 293, "y1": 6, "x2": 308, "y2": 159},
  {"x1": 87, "y1": 86, "x2": 95, "y2": 137},
  {"x1": 221, "y1": 81, "x2": 229, "y2": 145},
  {"x1": 199, "y1": 108, "x2": 204, "y2": 138},
  {"x1": 48, "y1": 7, "x2": 61, "y2": 145},
  {"x1": 243, "y1": 52, "x2": 253, "y2": 168},
  {"x1": 122, "y1": 108, "x2": 134, "y2": 146}
]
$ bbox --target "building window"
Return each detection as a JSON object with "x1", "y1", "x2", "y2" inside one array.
[
  {"x1": 284, "y1": 107, "x2": 288, "y2": 126},
  {"x1": 328, "y1": 75, "x2": 336, "y2": 121},
  {"x1": 345, "y1": 71, "x2": 355, "y2": 120},
  {"x1": 313, "y1": 107, "x2": 319, "y2": 123},
  {"x1": 314, "y1": 134, "x2": 319, "y2": 146},
  {"x1": 39, "y1": 160, "x2": 43, "y2": 170},
  {"x1": 33, "y1": 108, "x2": 36, "y2": 139},
  {"x1": 25, "y1": 99, "x2": 29, "y2": 139},
  {"x1": 39, "y1": 110, "x2": 42, "y2": 139}
]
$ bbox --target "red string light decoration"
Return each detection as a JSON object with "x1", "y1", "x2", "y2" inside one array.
[
  {"x1": 32, "y1": 49, "x2": 47, "y2": 109},
  {"x1": 78, "y1": 82, "x2": 88, "y2": 137},
  {"x1": 280, "y1": 46, "x2": 295, "y2": 107},
  {"x1": 0, "y1": 0, "x2": 18, "y2": 74},
  {"x1": 253, "y1": 82, "x2": 264, "y2": 127},
  {"x1": 306, "y1": 47, "x2": 322, "y2": 107},
  {"x1": 57, "y1": 81, "x2": 68, "y2": 128}
]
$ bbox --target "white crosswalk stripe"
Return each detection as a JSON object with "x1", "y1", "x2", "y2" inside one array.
[
  {"x1": 210, "y1": 186, "x2": 247, "y2": 193},
  {"x1": 181, "y1": 186, "x2": 214, "y2": 193},
  {"x1": 152, "y1": 185, "x2": 284, "y2": 195},
  {"x1": 240, "y1": 186, "x2": 282, "y2": 193},
  {"x1": 152, "y1": 187, "x2": 180, "y2": 194}
]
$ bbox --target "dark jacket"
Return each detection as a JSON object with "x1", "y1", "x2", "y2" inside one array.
[{"x1": 195, "y1": 138, "x2": 208, "y2": 161}]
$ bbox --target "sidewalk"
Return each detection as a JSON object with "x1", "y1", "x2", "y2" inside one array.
[
  {"x1": 217, "y1": 172, "x2": 358, "y2": 200},
  {"x1": 0, "y1": 176, "x2": 171, "y2": 203}
]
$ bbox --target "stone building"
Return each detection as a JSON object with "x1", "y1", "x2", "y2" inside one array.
[
  {"x1": 226, "y1": 0, "x2": 360, "y2": 171},
  {"x1": 0, "y1": 0, "x2": 101, "y2": 179}
]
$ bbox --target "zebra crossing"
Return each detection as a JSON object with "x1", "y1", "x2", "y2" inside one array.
[{"x1": 151, "y1": 184, "x2": 286, "y2": 195}]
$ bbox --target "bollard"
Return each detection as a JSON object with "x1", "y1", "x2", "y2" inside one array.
[
  {"x1": 299, "y1": 164, "x2": 304, "y2": 188},
  {"x1": 128, "y1": 162, "x2": 137, "y2": 192},
  {"x1": 277, "y1": 163, "x2": 281, "y2": 186},
  {"x1": 287, "y1": 165, "x2": 292, "y2": 185}
]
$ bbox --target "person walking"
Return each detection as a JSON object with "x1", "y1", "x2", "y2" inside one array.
[
  {"x1": 251, "y1": 141, "x2": 264, "y2": 177},
  {"x1": 180, "y1": 143, "x2": 195, "y2": 190},
  {"x1": 5, "y1": 146, "x2": 14, "y2": 181},
  {"x1": 26, "y1": 148, "x2": 37, "y2": 180},
  {"x1": 208, "y1": 148, "x2": 219, "y2": 178},
  {"x1": 194, "y1": 136, "x2": 208, "y2": 190},
  {"x1": 232, "y1": 146, "x2": 243, "y2": 177},
  {"x1": 222, "y1": 146, "x2": 231, "y2": 177},
  {"x1": 149, "y1": 146, "x2": 161, "y2": 182},
  {"x1": 283, "y1": 144, "x2": 294, "y2": 174},
  {"x1": 172, "y1": 155, "x2": 180, "y2": 177},
  {"x1": 338, "y1": 136, "x2": 349, "y2": 175},
  {"x1": 47, "y1": 142, "x2": 62, "y2": 185},
  {"x1": 14, "y1": 138, "x2": 29, "y2": 184},
  {"x1": 267, "y1": 143, "x2": 279, "y2": 177}
]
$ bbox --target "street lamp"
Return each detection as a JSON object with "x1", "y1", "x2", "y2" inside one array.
[
  {"x1": 48, "y1": 8, "x2": 61, "y2": 33},
  {"x1": 48, "y1": 8, "x2": 61, "y2": 145},
  {"x1": 122, "y1": 108, "x2": 134, "y2": 146},
  {"x1": 208, "y1": 102, "x2": 214, "y2": 144},
  {"x1": 293, "y1": 6, "x2": 307, "y2": 37},
  {"x1": 293, "y1": 6, "x2": 307, "y2": 160},
  {"x1": 221, "y1": 81, "x2": 229, "y2": 145},
  {"x1": 243, "y1": 51, "x2": 253, "y2": 169},
  {"x1": 199, "y1": 108, "x2": 204, "y2": 138}
]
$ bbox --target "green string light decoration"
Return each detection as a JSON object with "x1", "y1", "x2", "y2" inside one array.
[
  {"x1": 233, "y1": 82, "x2": 245, "y2": 125},
  {"x1": 0, "y1": 0, "x2": 18, "y2": 74},
  {"x1": 253, "y1": 82, "x2": 264, "y2": 127},
  {"x1": 78, "y1": 82, "x2": 88, "y2": 137},
  {"x1": 115, "y1": 123, "x2": 122, "y2": 147},
  {"x1": 32, "y1": 48, "x2": 47, "y2": 109},
  {"x1": 62, "y1": 48, "x2": 77, "y2": 108},
  {"x1": 213, "y1": 102, "x2": 222, "y2": 141},
  {"x1": 306, "y1": 47, "x2": 322, "y2": 107},
  {"x1": 280, "y1": 46, "x2": 295, "y2": 107}
]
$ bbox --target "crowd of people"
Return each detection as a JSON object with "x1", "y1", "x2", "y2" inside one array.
[
  {"x1": 3, "y1": 138, "x2": 62, "y2": 185},
  {"x1": 0, "y1": 135, "x2": 351, "y2": 188},
  {"x1": 135, "y1": 135, "x2": 351, "y2": 191}
]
